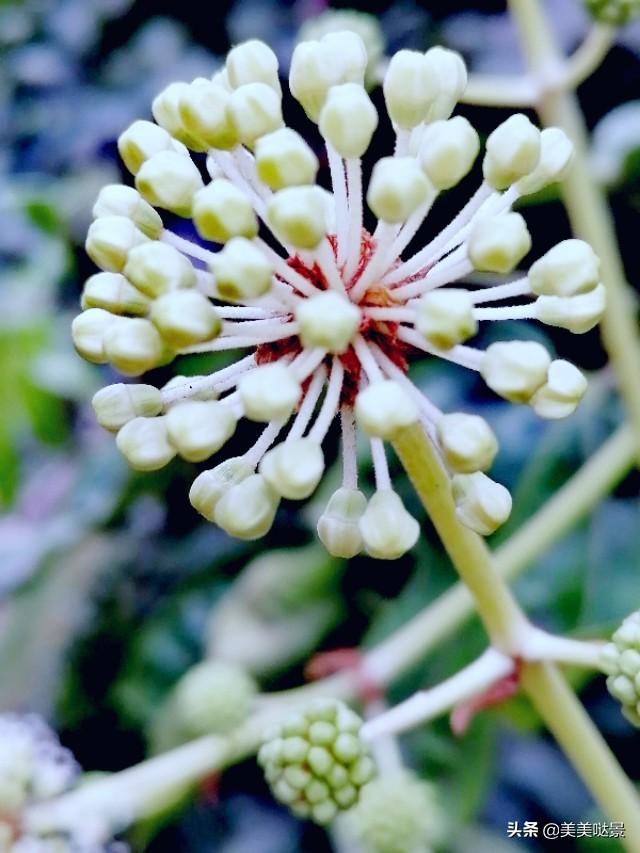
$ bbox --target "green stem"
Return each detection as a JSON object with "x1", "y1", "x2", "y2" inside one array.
[
  {"x1": 392, "y1": 422, "x2": 640, "y2": 850},
  {"x1": 508, "y1": 0, "x2": 640, "y2": 463}
]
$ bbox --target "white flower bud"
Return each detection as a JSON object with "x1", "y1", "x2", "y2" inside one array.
[
  {"x1": 516, "y1": 127, "x2": 573, "y2": 196},
  {"x1": 383, "y1": 50, "x2": 437, "y2": 130},
  {"x1": 367, "y1": 157, "x2": 432, "y2": 224},
  {"x1": 437, "y1": 413, "x2": 498, "y2": 474},
  {"x1": 483, "y1": 114, "x2": 541, "y2": 190},
  {"x1": 151, "y1": 290, "x2": 222, "y2": 348},
  {"x1": 319, "y1": 84, "x2": 378, "y2": 159},
  {"x1": 481, "y1": 340, "x2": 551, "y2": 403},
  {"x1": 209, "y1": 236, "x2": 273, "y2": 301},
  {"x1": 317, "y1": 487, "x2": 367, "y2": 558},
  {"x1": 92, "y1": 383, "x2": 163, "y2": 431},
  {"x1": 239, "y1": 363, "x2": 301, "y2": 422},
  {"x1": 419, "y1": 117, "x2": 479, "y2": 190},
  {"x1": 117, "y1": 119, "x2": 188, "y2": 176},
  {"x1": 355, "y1": 380, "x2": 419, "y2": 439},
  {"x1": 189, "y1": 457, "x2": 253, "y2": 521},
  {"x1": 152, "y1": 81, "x2": 206, "y2": 149},
  {"x1": 359, "y1": 490, "x2": 419, "y2": 560},
  {"x1": 423, "y1": 46, "x2": 468, "y2": 122},
  {"x1": 296, "y1": 291, "x2": 361, "y2": 354},
  {"x1": 81, "y1": 272, "x2": 150, "y2": 316},
  {"x1": 92, "y1": 185, "x2": 163, "y2": 238},
  {"x1": 193, "y1": 179, "x2": 258, "y2": 243},
  {"x1": 468, "y1": 212, "x2": 532, "y2": 274},
  {"x1": 255, "y1": 127, "x2": 319, "y2": 190},
  {"x1": 535, "y1": 283, "x2": 605, "y2": 334},
  {"x1": 123, "y1": 241, "x2": 196, "y2": 298},
  {"x1": 136, "y1": 150, "x2": 204, "y2": 217},
  {"x1": 267, "y1": 186, "x2": 329, "y2": 249},
  {"x1": 259, "y1": 438, "x2": 325, "y2": 499},
  {"x1": 103, "y1": 317, "x2": 165, "y2": 376},
  {"x1": 416, "y1": 288, "x2": 477, "y2": 349},
  {"x1": 71, "y1": 308, "x2": 117, "y2": 363},
  {"x1": 178, "y1": 80, "x2": 238, "y2": 150},
  {"x1": 452, "y1": 472, "x2": 512, "y2": 536},
  {"x1": 166, "y1": 400, "x2": 237, "y2": 461},
  {"x1": 116, "y1": 415, "x2": 176, "y2": 471},
  {"x1": 226, "y1": 39, "x2": 281, "y2": 93},
  {"x1": 227, "y1": 82, "x2": 284, "y2": 148},
  {"x1": 528, "y1": 239, "x2": 600, "y2": 297},
  {"x1": 322, "y1": 31, "x2": 368, "y2": 84},
  {"x1": 214, "y1": 473, "x2": 280, "y2": 540},
  {"x1": 86, "y1": 215, "x2": 150, "y2": 272},
  {"x1": 530, "y1": 359, "x2": 588, "y2": 419}
]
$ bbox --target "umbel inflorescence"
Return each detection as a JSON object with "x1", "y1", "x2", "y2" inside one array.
[{"x1": 74, "y1": 33, "x2": 604, "y2": 559}]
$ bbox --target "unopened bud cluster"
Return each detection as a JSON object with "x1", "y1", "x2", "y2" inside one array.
[
  {"x1": 258, "y1": 700, "x2": 375, "y2": 824},
  {"x1": 584, "y1": 0, "x2": 640, "y2": 25},
  {"x1": 601, "y1": 611, "x2": 640, "y2": 726},
  {"x1": 76, "y1": 30, "x2": 602, "y2": 556}
]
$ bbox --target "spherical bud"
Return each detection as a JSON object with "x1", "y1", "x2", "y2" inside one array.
[
  {"x1": 123, "y1": 241, "x2": 196, "y2": 298},
  {"x1": 92, "y1": 184, "x2": 163, "y2": 238},
  {"x1": 483, "y1": 114, "x2": 541, "y2": 190},
  {"x1": 530, "y1": 359, "x2": 588, "y2": 419},
  {"x1": 601, "y1": 610, "x2": 640, "y2": 726},
  {"x1": 319, "y1": 83, "x2": 378, "y2": 159},
  {"x1": 481, "y1": 340, "x2": 551, "y2": 403},
  {"x1": 468, "y1": 212, "x2": 532, "y2": 274},
  {"x1": 227, "y1": 82, "x2": 284, "y2": 148},
  {"x1": 192, "y1": 180, "x2": 258, "y2": 244},
  {"x1": 516, "y1": 127, "x2": 574, "y2": 196},
  {"x1": 172, "y1": 660, "x2": 258, "y2": 737},
  {"x1": 209, "y1": 237, "x2": 273, "y2": 301},
  {"x1": 383, "y1": 50, "x2": 437, "y2": 130},
  {"x1": 178, "y1": 80, "x2": 238, "y2": 150},
  {"x1": 266, "y1": 186, "x2": 329, "y2": 250},
  {"x1": 226, "y1": 39, "x2": 281, "y2": 93},
  {"x1": 423, "y1": 46, "x2": 468, "y2": 122},
  {"x1": 189, "y1": 457, "x2": 254, "y2": 521},
  {"x1": 239, "y1": 363, "x2": 301, "y2": 422},
  {"x1": 103, "y1": 317, "x2": 165, "y2": 376},
  {"x1": 359, "y1": 489, "x2": 419, "y2": 559},
  {"x1": 367, "y1": 157, "x2": 432, "y2": 224},
  {"x1": 81, "y1": 272, "x2": 151, "y2": 316},
  {"x1": 117, "y1": 119, "x2": 188, "y2": 176},
  {"x1": 151, "y1": 290, "x2": 222, "y2": 348},
  {"x1": 437, "y1": 413, "x2": 498, "y2": 474},
  {"x1": 347, "y1": 771, "x2": 444, "y2": 853},
  {"x1": 92, "y1": 383, "x2": 163, "y2": 431},
  {"x1": 584, "y1": 0, "x2": 640, "y2": 26},
  {"x1": 255, "y1": 127, "x2": 319, "y2": 189},
  {"x1": 528, "y1": 239, "x2": 600, "y2": 297},
  {"x1": 165, "y1": 400, "x2": 236, "y2": 462},
  {"x1": 317, "y1": 487, "x2": 367, "y2": 559},
  {"x1": 214, "y1": 473, "x2": 280, "y2": 540},
  {"x1": 416, "y1": 288, "x2": 477, "y2": 350},
  {"x1": 296, "y1": 291, "x2": 361, "y2": 354},
  {"x1": 136, "y1": 150, "x2": 204, "y2": 217},
  {"x1": 452, "y1": 472, "x2": 512, "y2": 536},
  {"x1": 355, "y1": 380, "x2": 419, "y2": 439},
  {"x1": 259, "y1": 438, "x2": 325, "y2": 500},
  {"x1": 71, "y1": 308, "x2": 117, "y2": 364},
  {"x1": 116, "y1": 416, "x2": 176, "y2": 471},
  {"x1": 535, "y1": 283, "x2": 606, "y2": 334},
  {"x1": 152, "y1": 81, "x2": 205, "y2": 149},
  {"x1": 86, "y1": 215, "x2": 150, "y2": 272},
  {"x1": 419, "y1": 116, "x2": 479, "y2": 190},
  {"x1": 258, "y1": 699, "x2": 374, "y2": 824}
]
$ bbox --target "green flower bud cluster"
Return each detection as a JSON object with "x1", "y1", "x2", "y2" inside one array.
[
  {"x1": 601, "y1": 611, "x2": 640, "y2": 726},
  {"x1": 258, "y1": 700, "x2": 375, "y2": 824},
  {"x1": 584, "y1": 0, "x2": 640, "y2": 24}
]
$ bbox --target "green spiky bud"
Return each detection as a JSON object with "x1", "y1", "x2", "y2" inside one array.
[{"x1": 172, "y1": 661, "x2": 258, "y2": 737}]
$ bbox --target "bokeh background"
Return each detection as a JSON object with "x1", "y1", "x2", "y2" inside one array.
[{"x1": 2, "y1": 0, "x2": 640, "y2": 850}]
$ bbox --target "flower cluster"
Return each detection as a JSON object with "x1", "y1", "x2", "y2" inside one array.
[
  {"x1": 257, "y1": 700, "x2": 375, "y2": 825},
  {"x1": 601, "y1": 610, "x2": 640, "y2": 726},
  {"x1": 75, "y1": 33, "x2": 604, "y2": 559}
]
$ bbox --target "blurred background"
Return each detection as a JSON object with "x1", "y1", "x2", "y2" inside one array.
[{"x1": 1, "y1": 0, "x2": 640, "y2": 850}]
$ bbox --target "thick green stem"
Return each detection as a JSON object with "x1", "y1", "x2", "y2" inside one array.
[
  {"x1": 392, "y1": 422, "x2": 640, "y2": 850},
  {"x1": 508, "y1": 0, "x2": 640, "y2": 463}
]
